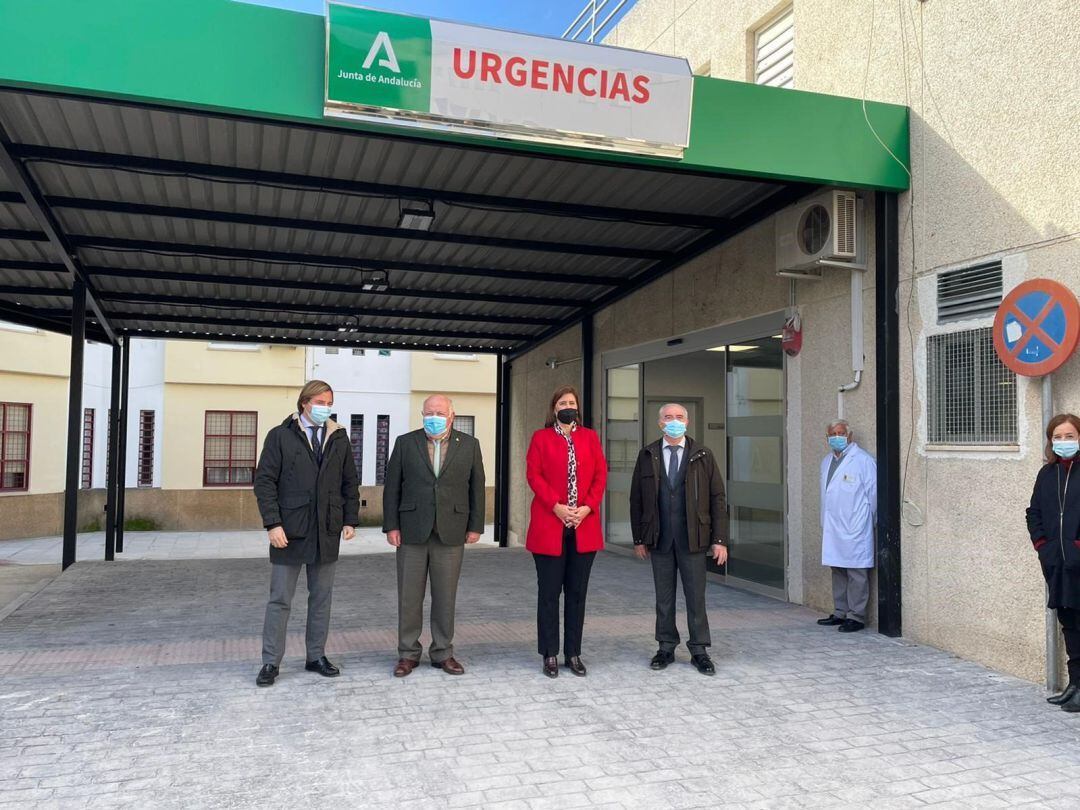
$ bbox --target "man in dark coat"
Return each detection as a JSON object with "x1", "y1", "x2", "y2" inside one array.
[
  {"x1": 383, "y1": 394, "x2": 485, "y2": 677},
  {"x1": 629, "y1": 402, "x2": 728, "y2": 676},
  {"x1": 253, "y1": 380, "x2": 359, "y2": 686}
]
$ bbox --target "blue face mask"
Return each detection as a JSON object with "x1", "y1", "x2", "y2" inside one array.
[
  {"x1": 662, "y1": 420, "x2": 687, "y2": 439},
  {"x1": 310, "y1": 405, "x2": 332, "y2": 425},
  {"x1": 423, "y1": 415, "x2": 448, "y2": 436},
  {"x1": 1053, "y1": 440, "x2": 1079, "y2": 459},
  {"x1": 828, "y1": 435, "x2": 848, "y2": 453}
]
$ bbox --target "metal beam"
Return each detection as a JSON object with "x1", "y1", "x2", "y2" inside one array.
[
  {"x1": 118, "y1": 329, "x2": 507, "y2": 353},
  {"x1": 875, "y1": 191, "x2": 901, "y2": 638},
  {"x1": 69, "y1": 235, "x2": 629, "y2": 288},
  {"x1": 104, "y1": 339, "x2": 121, "y2": 561},
  {"x1": 0, "y1": 227, "x2": 47, "y2": 242},
  {"x1": 62, "y1": 280, "x2": 86, "y2": 570},
  {"x1": 85, "y1": 309, "x2": 535, "y2": 343},
  {"x1": 0, "y1": 259, "x2": 588, "y2": 310},
  {"x1": 0, "y1": 285, "x2": 562, "y2": 327},
  {"x1": 506, "y1": 184, "x2": 816, "y2": 361},
  {"x1": 116, "y1": 336, "x2": 130, "y2": 554},
  {"x1": 14, "y1": 144, "x2": 732, "y2": 231},
  {"x1": 0, "y1": 126, "x2": 117, "y2": 344},
  {"x1": 44, "y1": 196, "x2": 676, "y2": 261}
]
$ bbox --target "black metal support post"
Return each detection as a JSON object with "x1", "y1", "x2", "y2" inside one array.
[
  {"x1": 62, "y1": 280, "x2": 86, "y2": 571},
  {"x1": 580, "y1": 313, "x2": 594, "y2": 427},
  {"x1": 875, "y1": 192, "x2": 902, "y2": 638},
  {"x1": 116, "y1": 335, "x2": 131, "y2": 554},
  {"x1": 496, "y1": 356, "x2": 512, "y2": 548},
  {"x1": 494, "y1": 354, "x2": 505, "y2": 546},
  {"x1": 104, "y1": 337, "x2": 122, "y2": 561}
]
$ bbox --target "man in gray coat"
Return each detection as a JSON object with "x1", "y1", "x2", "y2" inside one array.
[
  {"x1": 383, "y1": 394, "x2": 485, "y2": 677},
  {"x1": 253, "y1": 380, "x2": 359, "y2": 687}
]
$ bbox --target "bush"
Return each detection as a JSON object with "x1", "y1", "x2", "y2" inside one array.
[{"x1": 123, "y1": 517, "x2": 160, "y2": 531}]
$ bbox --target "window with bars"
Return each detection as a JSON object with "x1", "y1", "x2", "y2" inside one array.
[
  {"x1": 927, "y1": 328, "x2": 1017, "y2": 445},
  {"x1": 753, "y1": 5, "x2": 794, "y2": 89},
  {"x1": 454, "y1": 415, "x2": 475, "y2": 436},
  {"x1": 325, "y1": 347, "x2": 339, "y2": 355},
  {"x1": 138, "y1": 410, "x2": 155, "y2": 487},
  {"x1": 81, "y1": 408, "x2": 94, "y2": 489},
  {"x1": 350, "y1": 414, "x2": 364, "y2": 482},
  {"x1": 352, "y1": 348, "x2": 366, "y2": 356},
  {"x1": 1, "y1": 402, "x2": 31, "y2": 491},
  {"x1": 375, "y1": 414, "x2": 390, "y2": 486},
  {"x1": 203, "y1": 411, "x2": 258, "y2": 486}
]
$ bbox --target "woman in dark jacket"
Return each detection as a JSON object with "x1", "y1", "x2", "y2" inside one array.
[
  {"x1": 1027, "y1": 412, "x2": 1080, "y2": 711},
  {"x1": 525, "y1": 385, "x2": 607, "y2": 678}
]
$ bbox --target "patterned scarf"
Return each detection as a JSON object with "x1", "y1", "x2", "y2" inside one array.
[{"x1": 553, "y1": 423, "x2": 578, "y2": 509}]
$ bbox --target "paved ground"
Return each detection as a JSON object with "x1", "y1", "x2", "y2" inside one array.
[
  {"x1": 0, "y1": 526, "x2": 498, "y2": 566},
  {"x1": 2, "y1": 548, "x2": 1080, "y2": 809}
]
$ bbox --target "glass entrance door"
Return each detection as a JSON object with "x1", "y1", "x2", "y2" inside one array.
[
  {"x1": 604, "y1": 364, "x2": 640, "y2": 547},
  {"x1": 724, "y1": 337, "x2": 785, "y2": 595}
]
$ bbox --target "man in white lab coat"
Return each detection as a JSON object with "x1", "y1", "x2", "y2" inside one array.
[{"x1": 817, "y1": 419, "x2": 877, "y2": 632}]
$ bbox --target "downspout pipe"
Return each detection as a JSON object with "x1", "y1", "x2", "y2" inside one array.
[{"x1": 837, "y1": 266, "x2": 866, "y2": 419}]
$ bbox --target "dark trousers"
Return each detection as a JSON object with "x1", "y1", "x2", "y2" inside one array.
[
  {"x1": 1057, "y1": 607, "x2": 1080, "y2": 683},
  {"x1": 532, "y1": 528, "x2": 596, "y2": 657},
  {"x1": 651, "y1": 540, "x2": 710, "y2": 655}
]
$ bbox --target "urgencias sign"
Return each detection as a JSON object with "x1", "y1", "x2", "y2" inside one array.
[{"x1": 325, "y1": 2, "x2": 694, "y2": 158}]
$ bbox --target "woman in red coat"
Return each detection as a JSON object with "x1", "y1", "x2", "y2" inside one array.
[{"x1": 526, "y1": 384, "x2": 608, "y2": 678}]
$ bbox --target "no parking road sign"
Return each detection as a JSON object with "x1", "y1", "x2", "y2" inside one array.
[{"x1": 993, "y1": 279, "x2": 1080, "y2": 377}]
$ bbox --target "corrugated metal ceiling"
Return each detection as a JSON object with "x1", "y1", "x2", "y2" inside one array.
[{"x1": 0, "y1": 88, "x2": 811, "y2": 353}]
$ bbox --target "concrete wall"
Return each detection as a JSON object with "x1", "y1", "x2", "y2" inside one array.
[{"x1": 595, "y1": 0, "x2": 1080, "y2": 681}]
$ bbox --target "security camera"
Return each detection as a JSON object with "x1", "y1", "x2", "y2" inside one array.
[{"x1": 546, "y1": 357, "x2": 558, "y2": 369}]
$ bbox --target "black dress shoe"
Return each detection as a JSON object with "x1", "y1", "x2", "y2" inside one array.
[
  {"x1": 838, "y1": 619, "x2": 865, "y2": 633},
  {"x1": 691, "y1": 654, "x2": 716, "y2": 676},
  {"x1": 1048, "y1": 683, "x2": 1079, "y2": 705},
  {"x1": 542, "y1": 656, "x2": 559, "y2": 678},
  {"x1": 817, "y1": 615, "x2": 845, "y2": 626},
  {"x1": 256, "y1": 664, "x2": 278, "y2": 687},
  {"x1": 650, "y1": 650, "x2": 675, "y2": 670},
  {"x1": 1062, "y1": 689, "x2": 1080, "y2": 712},
  {"x1": 565, "y1": 656, "x2": 587, "y2": 677},
  {"x1": 304, "y1": 656, "x2": 340, "y2": 677}
]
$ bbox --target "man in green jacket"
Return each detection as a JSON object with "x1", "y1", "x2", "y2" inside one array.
[{"x1": 383, "y1": 394, "x2": 486, "y2": 677}]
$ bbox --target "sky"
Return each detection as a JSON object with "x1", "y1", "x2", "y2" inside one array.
[{"x1": 234, "y1": 0, "x2": 636, "y2": 39}]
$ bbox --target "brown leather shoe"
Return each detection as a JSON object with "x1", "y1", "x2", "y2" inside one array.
[
  {"x1": 431, "y1": 656, "x2": 465, "y2": 675},
  {"x1": 393, "y1": 658, "x2": 420, "y2": 678}
]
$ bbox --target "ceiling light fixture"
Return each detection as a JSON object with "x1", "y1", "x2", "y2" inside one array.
[
  {"x1": 361, "y1": 270, "x2": 390, "y2": 292},
  {"x1": 397, "y1": 200, "x2": 435, "y2": 231}
]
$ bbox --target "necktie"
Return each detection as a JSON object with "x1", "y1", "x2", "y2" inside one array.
[
  {"x1": 668, "y1": 445, "x2": 679, "y2": 481},
  {"x1": 308, "y1": 425, "x2": 322, "y2": 465},
  {"x1": 433, "y1": 439, "x2": 441, "y2": 478}
]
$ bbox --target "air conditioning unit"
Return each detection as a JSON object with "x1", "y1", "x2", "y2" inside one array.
[{"x1": 775, "y1": 190, "x2": 863, "y2": 280}]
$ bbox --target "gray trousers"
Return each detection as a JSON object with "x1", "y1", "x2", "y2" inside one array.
[
  {"x1": 651, "y1": 543, "x2": 711, "y2": 654},
  {"x1": 261, "y1": 561, "x2": 337, "y2": 666},
  {"x1": 396, "y1": 533, "x2": 465, "y2": 663},
  {"x1": 831, "y1": 566, "x2": 870, "y2": 623}
]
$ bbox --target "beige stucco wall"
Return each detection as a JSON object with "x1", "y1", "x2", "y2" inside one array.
[
  {"x1": 0, "y1": 329, "x2": 77, "y2": 496},
  {"x1": 160, "y1": 342, "x2": 306, "y2": 490},
  {"x1": 596, "y1": 0, "x2": 1080, "y2": 682}
]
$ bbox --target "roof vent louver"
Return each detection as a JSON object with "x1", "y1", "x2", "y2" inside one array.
[{"x1": 936, "y1": 262, "x2": 1003, "y2": 323}]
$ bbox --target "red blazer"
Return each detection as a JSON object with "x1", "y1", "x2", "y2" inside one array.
[{"x1": 525, "y1": 425, "x2": 607, "y2": 556}]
